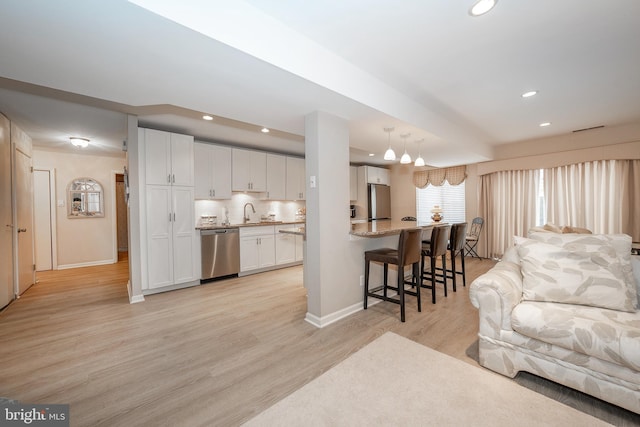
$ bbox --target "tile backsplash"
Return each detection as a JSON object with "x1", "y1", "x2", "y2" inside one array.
[{"x1": 195, "y1": 193, "x2": 305, "y2": 226}]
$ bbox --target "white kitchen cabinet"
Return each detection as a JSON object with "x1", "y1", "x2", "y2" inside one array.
[
  {"x1": 285, "y1": 156, "x2": 305, "y2": 200},
  {"x1": 366, "y1": 166, "x2": 390, "y2": 185},
  {"x1": 144, "y1": 128, "x2": 194, "y2": 186},
  {"x1": 146, "y1": 185, "x2": 198, "y2": 289},
  {"x1": 350, "y1": 165, "x2": 358, "y2": 201},
  {"x1": 239, "y1": 226, "x2": 275, "y2": 273},
  {"x1": 275, "y1": 232, "x2": 296, "y2": 265},
  {"x1": 295, "y1": 235, "x2": 304, "y2": 262},
  {"x1": 232, "y1": 148, "x2": 267, "y2": 192},
  {"x1": 265, "y1": 153, "x2": 286, "y2": 200},
  {"x1": 194, "y1": 143, "x2": 232, "y2": 199}
]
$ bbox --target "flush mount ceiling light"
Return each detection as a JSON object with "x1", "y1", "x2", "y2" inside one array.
[
  {"x1": 368, "y1": 153, "x2": 375, "y2": 157},
  {"x1": 400, "y1": 133, "x2": 412, "y2": 164},
  {"x1": 383, "y1": 127, "x2": 396, "y2": 161},
  {"x1": 539, "y1": 122, "x2": 552, "y2": 127},
  {"x1": 261, "y1": 127, "x2": 270, "y2": 133},
  {"x1": 202, "y1": 115, "x2": 213, "y2": 121},
  {"x1": 521, "y1": 90, "x2": 538, "y2": 98},
  {"x1": 414, "y1": 139, "x2": 425, "y2": 167},
  {"x1": 70, "y1": 137, "x2": 89, "y2": 148},
  {"x1": 469, "y1": 0, "x2": 498, "y2": 16}
]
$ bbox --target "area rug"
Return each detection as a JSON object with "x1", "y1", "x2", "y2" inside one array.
[{"x1": 243, "y1": 332, "x2": 610, "y2": 426}]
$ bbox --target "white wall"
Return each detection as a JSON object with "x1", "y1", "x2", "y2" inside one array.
[{"x1": 32, "y1": 148, "x2": 125, "y2": 269}]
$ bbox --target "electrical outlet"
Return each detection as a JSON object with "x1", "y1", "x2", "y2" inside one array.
[{"x1": 359, "y1": 275, "x2": 364, "y2": 287}]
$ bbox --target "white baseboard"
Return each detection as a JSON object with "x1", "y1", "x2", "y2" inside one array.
[
  {"x1": 142, "y1": 280, "x2": 200, "y2": 295},
  {"x1": 304, "y1": 295, "x2": 390, "y2": 328},
  {"x1": 127, "y1": 280, "x2": 145, "y2": 304},
  {"x1": 57, "y1": 258, "x2": 116, "y2": 270}
]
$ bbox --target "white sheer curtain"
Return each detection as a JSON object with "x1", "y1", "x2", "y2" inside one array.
[
  {"x1": 479, "y1": 169, "x2": 540, "y2": 259},
  {"x1": 544, "y1": 159, "x2": 640, "y2": 240}
]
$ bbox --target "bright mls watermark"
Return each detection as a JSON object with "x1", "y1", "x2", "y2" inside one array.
[{"x1": 1, "y1": 400, "x2": 69, "y2": 426}]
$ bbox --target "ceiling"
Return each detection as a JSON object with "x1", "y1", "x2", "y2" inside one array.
[{"x1": 1, "y1": 1, "x2": 639, "y2": 166}]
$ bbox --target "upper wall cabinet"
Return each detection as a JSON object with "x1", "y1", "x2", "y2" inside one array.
[
  {"x1": 194, "y1": 143, "x2": 232, "y2": 200},
  {"x1": 366, "y1": 166, "x2": 390, "y2": 185},
  {"x1": 350, "y1": 166, "x2": 358, "y2": 201},
  {"x1": 232, "y1": 148, "x2": 267, "y2": 192},
  {"x1": 144, "y1": 129, "x2": 194, "y2": 187},
  {"x1": 285, "y1": 156, "x2": 305, "y2": 200},
  {"x1": 265, "y1": 153, "x2": 286, "y2": 200}
]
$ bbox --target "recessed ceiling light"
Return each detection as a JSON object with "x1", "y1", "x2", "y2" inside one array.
[
  {"x1": 261, "y1": 127, "x2": 270, "y2": 133},
  {"x1": 202, "y1": 115, "x2": 213, "y2": 121},
  {"x1": 469, "y1": 0, "x2": 498, "y2": 16},
  {"x1": 368, "y1": 153, "x2": 375, "y2": 157},
  {"x1": 70, "y1": 137, "x2": 89, "y2": 148},
  {"x1": 522, "y1": 91, "x2": 538, "y2": 98},
  {"x1": 539, "y1": 122, "x2": 551, "y2": 127}
]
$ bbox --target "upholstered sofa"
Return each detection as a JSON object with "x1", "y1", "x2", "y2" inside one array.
[{"x1": 470, "y1": 231, "x2": 640, "y2": 414}]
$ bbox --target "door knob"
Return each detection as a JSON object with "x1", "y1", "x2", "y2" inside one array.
[{"x1": 17, "y1": 228, "x2": 27, "y2": 233}]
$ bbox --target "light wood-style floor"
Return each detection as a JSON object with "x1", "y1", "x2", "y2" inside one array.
[{"x1": 1, "y1": 253, "x2": 638, "y2": 426}]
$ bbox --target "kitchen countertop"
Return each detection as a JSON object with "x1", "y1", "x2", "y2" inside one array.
[
  {"x1": 197, "y1": 220, "x2": 305, "y2": 230},
  {"x1": 349, "y1": 220, "x2": 448, "y2": 237}
]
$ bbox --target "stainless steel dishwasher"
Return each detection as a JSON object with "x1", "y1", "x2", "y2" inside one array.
[{"x1": 201, "y1": 228, "x2": 240, "y2": 281}]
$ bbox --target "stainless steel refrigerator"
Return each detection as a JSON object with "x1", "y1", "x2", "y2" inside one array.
[{"x1": 368, "y1": 184, "x2": 391, "y2": 220}]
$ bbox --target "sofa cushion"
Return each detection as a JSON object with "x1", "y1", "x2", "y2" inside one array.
[
  {"x1": 527, "y1": 232, "x2": 635, "y2": 289},
  {"x1": 515, "y1": 237, "x2": 636, "y2": 311},
  {"x1": 512, "y1": 301, "x2": 640, "y2": 371},
  {"x1": 515, "y1": 235, "x2": 638, "y2": 312}
]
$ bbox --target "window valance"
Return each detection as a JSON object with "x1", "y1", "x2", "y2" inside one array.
[{"x1": 413, "y1": 166, "x2": 467, "y2": 188}]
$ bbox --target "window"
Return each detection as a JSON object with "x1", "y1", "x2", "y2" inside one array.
[{"x1": 416, "y1": 181, "x2": 465, "y2": 223}]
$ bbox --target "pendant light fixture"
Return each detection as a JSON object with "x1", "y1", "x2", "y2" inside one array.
[
  {"x1": 400, "y1": 133, "x2": 412, "y2": 164},
  {"x1": 414, "y1": 139, "x2": 425, "y2": 167},
  {"x1": 383, "y1": 127, "x2": 396, "y2": 161}
]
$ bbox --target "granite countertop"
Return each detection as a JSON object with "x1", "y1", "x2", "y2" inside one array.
[
  {"x1": 349, "y1": 220, "x2": 447, "y2": 237},
  {"x1": 197, "y1": 220, "x2": 305, "y2": 230}
]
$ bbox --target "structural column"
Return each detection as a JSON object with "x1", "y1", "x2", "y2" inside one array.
[{"x1": 304, "y1": 111, "x2": 353, "y2": 326}]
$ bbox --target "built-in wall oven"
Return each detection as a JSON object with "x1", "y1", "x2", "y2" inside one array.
[{"x1": 201, "y1": 228, "x2": 240, "y2": 281}]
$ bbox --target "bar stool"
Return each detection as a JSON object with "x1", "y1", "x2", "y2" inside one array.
[
  {"x1": 421, "y1": 225, "x2": 450, "y2": 304},
  {"x1": 446, "y1": 222, "x2": 468, "y2": 292},
  {"x1": 363, "y1": 228, "x2": 423, "y2": 322}
]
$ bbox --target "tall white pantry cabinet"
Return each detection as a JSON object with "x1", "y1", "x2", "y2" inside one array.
[{"x1": 140, "y1": 128, "x2": 198, "y2": 291}]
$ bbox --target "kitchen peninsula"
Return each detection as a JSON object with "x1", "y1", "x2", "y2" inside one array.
[{"x1": 350, "y1": 220, "x2": 445, "y2": 238}]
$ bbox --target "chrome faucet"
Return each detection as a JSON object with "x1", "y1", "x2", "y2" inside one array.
[{"x1": 243, "y1": 202, "x2": 256, "y2": 223}]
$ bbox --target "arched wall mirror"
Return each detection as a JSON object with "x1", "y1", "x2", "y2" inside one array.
[{"x1": 67, "y1": 177, "x2": 104, "y2": 218}]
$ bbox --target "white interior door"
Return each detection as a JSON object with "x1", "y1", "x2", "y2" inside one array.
[
  {"x1": 16, "y1": 149, "x2": 34, "y2": 295},
  {"x1": 0, "y1": 114, "x2": 13, "y2": 309},
  {"x1": 34, "y1": 169, "x2": 53, "y2": 271}
]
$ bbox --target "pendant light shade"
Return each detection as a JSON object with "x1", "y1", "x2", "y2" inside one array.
[
  {"x1": 400, "y1": 133, "x2": 411, "y2": 164},
  {"x1": 414, "y1": 139, "x2": 425, "y2": 167},
  {"x1": 383, "y1": 127, "x2": 396, "y2": 161}
]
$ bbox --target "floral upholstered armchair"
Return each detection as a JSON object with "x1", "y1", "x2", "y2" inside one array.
[{"x1": 470, "y1": 231, "x2": 640, "y2": 414}]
